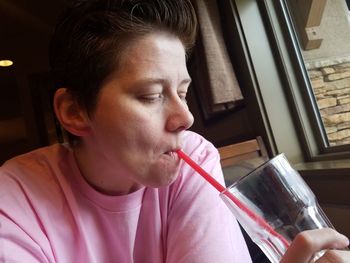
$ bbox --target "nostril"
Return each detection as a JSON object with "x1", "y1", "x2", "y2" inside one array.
[{"x1": 166, "y1": 102, "x2": 194, "y2": 132}]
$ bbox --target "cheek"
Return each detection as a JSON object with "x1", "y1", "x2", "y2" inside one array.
[
  {"x1": 118, "y1": 110, "x2": 166, "y2": 144},
  {"x1": 100, "y1": 114, "x2": 161, "y2": 152},
  {"x1": 93, "y1": 97, "x2": 166, "y2": 147}
]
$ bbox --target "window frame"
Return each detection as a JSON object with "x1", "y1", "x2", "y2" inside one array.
[
  {"x1": 269, "y1": 0, "x2": 350, "y2": 159},
  {"x1": 233, "y1": 0, "x2": 350, "y2": 161},
  {"x1": 227, "y1": 0, "x2": 304, "y2": 164}
]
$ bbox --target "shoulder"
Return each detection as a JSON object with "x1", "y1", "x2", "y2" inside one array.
[
  {"x1": 166, "y1": 131, "x2": 223, "y2": 199},
  {"x1": 1, "y1": 144, "x2": 70, "y2": 178},
  {"x1": 182, "y1": 130, "x2": 219, "y2": 164},
  {"x1": 0, "y1": 144, "x2": 72, "y2": 205},
  {"x1": 0, "y1": 145, "x2": 75, "y2": 262}
]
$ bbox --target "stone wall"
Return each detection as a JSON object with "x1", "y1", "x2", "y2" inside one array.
[{"x1": 308, "y1": 60, "x2": 350, "y2": 146}]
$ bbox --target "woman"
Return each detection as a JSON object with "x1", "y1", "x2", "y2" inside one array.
[{"x1": 0, "y1": 0, "x2": 348, "y2": 262}]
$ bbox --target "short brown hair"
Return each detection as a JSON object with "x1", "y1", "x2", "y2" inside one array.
[
  {"x1": 49, "y1": 0, "x2": 197, "y2": 142},
  {"x1": 49, "y1": 0, "x2": 197, "y2": 112}
]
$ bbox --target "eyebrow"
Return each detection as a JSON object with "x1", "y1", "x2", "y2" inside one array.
[{"x1": 130, "y1": 77, "x2": 192, "y2": 89}]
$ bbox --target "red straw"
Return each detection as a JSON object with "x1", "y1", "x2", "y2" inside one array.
[{"x1": 176, "y1": 149, "x2": 290, "y2": 249}]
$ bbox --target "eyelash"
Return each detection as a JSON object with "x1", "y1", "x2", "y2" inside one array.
[
  {"x1": 139, "y1": 92, "x2": 187, "y2": 104},
  {"x1": 139, "y1": 94, "x2": 163, "y2": 103},
  {"x1": 178, "y1": 93, "x2": 187, "y2": 103}
]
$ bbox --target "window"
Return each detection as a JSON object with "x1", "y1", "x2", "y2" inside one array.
[
  {"x1": 251, "y1": 0, "x2": 350, "y2": 160},
  {"x1": 225, "y1": 0, "x2": 350, "y2": 162},
  {"x1": 285, "y1": 0, "x2": 350, "y2": 150}
]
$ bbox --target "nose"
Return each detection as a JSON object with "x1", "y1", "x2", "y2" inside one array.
[{"x1": 165, "y1": 97, "x2": 194, "y2": 133}]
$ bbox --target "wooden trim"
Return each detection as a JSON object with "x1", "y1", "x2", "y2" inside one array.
[
  {"x1": 288, "y1": 0, "x2": 327, "y2": 50},
  {"x1": 306, "y1": 0, "x2": 327, "y2": 27},
  {"x1": 218, "y1": 136, "x2": 268, "y2": 168},
  {"x1": 218, "y1": 139, "x2": 259, "y2": 160}
]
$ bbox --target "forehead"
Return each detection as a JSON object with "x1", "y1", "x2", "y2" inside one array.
[{"x1": 116, "y1": 32, "x2": 188, "y2": 77}]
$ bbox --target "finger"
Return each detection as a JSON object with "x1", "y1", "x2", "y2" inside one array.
[
  {"x1": 315, "y1": 250, "x2": 350, "y2": 263},
  {"x1": 281, "y1": 228, "x2": 349, "y2": 263}
]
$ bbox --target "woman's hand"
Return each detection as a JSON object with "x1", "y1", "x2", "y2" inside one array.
[{"x1": 281, "y1": 228, "x2": 349, "y2": 263}]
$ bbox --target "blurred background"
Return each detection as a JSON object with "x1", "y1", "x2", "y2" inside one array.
[{"x1": 0, "y1": 0, "x2": 67, "y2": 163}]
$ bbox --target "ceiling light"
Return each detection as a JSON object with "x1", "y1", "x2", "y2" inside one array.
[{"x1": 0, "y1": 60, "x2": 14, "y2": 67}]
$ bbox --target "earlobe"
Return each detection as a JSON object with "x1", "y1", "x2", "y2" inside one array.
[{"x1": 53, "y1": 88, "x2": 91, "y2": 137}]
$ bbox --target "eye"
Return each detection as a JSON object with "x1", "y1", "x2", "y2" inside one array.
[
  {"x1": 178, "y1": 92, "x2": 188, "y2": 103},
  {"x1": 139, "y1": 93, "x2": 163, "y2": 103}
]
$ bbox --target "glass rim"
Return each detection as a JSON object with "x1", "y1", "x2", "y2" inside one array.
[{"x1": 221, "y1": 153, "x2": 288, "y2": 193}]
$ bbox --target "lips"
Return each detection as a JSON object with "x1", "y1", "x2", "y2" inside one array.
[
  {"x1": 163, "y1": 149, "x2": 181, "y2": 160},
  {"x1": 164, "y1": 147, "x2": 181, "y2": 155},
  {"x1": 164, "y1": 151, "x2": 175, "y2": 157}
]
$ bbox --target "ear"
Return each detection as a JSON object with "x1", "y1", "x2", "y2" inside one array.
[{"x1": 53, "y1": 88, "x2": 92, "y2": 137}]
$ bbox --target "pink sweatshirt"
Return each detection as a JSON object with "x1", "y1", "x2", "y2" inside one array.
[{"x1": 0, "y1": 131, "x2": 251, "y2": 262}]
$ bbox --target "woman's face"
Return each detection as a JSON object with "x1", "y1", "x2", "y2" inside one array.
[{"x1": 84, "y1": 32, "x2": 194, "y2": 190}]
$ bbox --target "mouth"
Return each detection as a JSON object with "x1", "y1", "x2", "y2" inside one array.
[
  {"x1": 164, "y1": 151, "x2": 175, "y2": 157},
  {"x1": 163, "y1": 148, "x2": 181, "y2": 159}
]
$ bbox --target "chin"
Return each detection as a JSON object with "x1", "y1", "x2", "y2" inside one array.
[
  {"x1": 138, "y1": 158, "x2": 181, "y2": 188},
  {"x1": 145, "y1": 168, "x2": 180, "y2": 188}
]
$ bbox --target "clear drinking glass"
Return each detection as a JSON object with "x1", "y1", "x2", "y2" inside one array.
[{"x1": 220, "y1": 153, "x2": 333, "y2": 263}]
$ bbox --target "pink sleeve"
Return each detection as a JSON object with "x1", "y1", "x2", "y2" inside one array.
[
  {"x1": 165, "y1": 133, "x2": 252, "y2": 263},
  {"x1": 0, "y1": 175, "x2": 51, "y2": 263},
  {"x1": 1, "y1": 216, "x2": 50, "y2": 263}
]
